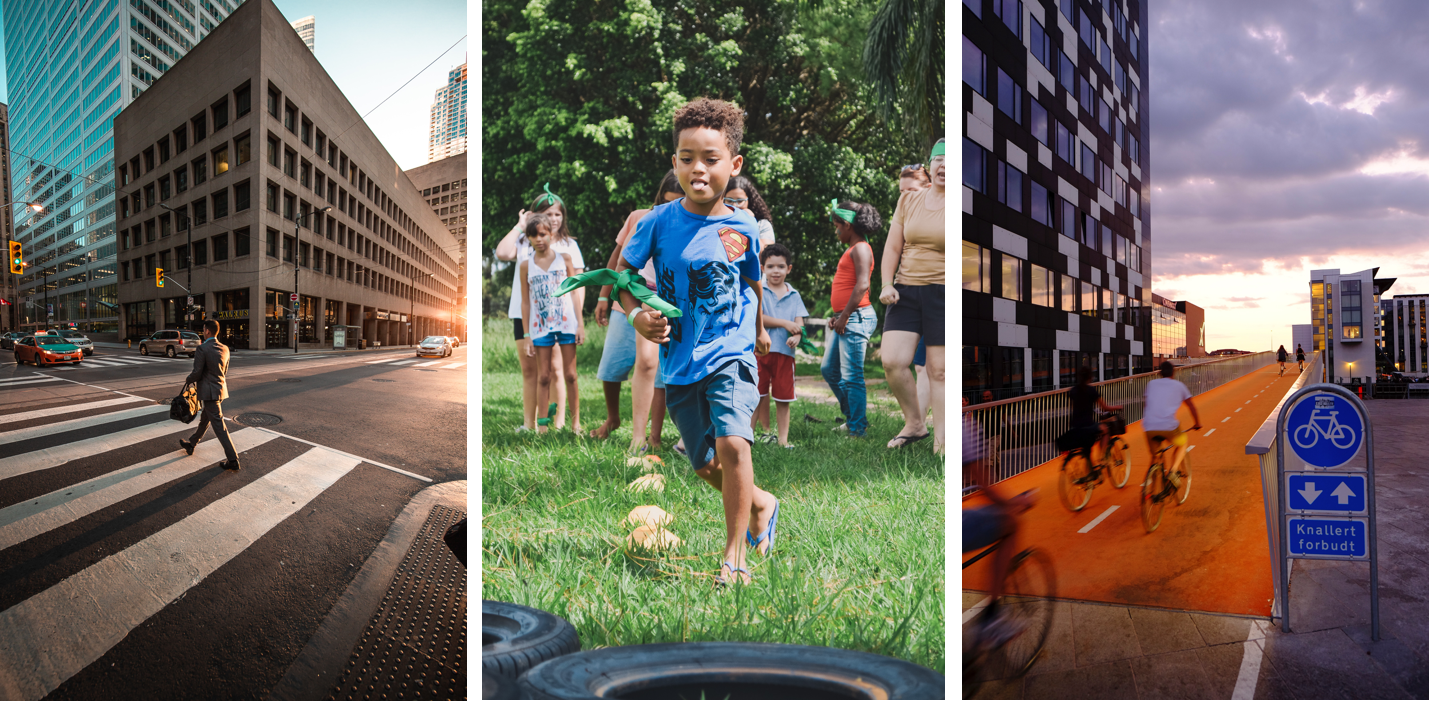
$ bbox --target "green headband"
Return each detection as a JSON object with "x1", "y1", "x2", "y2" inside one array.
[
  {"x1": 538, "y1": 182, "x2": 563, "y2": 207},
  {"x1": 929, "y1": 141, "x2": 946, "y2": 161},
  {"x1": 829, "y1": 199, "x2": 856, "y2": 223}
]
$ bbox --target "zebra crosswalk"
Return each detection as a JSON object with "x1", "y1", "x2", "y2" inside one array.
[
  {"x1": 0, "y1": 393, "x2": 423, "y2": 700},
  {"x1": 365, "y1": 356, "x2": 466, "y2": 369}
]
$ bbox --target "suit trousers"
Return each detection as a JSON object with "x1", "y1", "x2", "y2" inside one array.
[{"x1": 190, "y1": 399, "x2": 239, "y2": 463}]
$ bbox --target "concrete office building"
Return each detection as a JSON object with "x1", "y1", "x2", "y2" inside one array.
[
  {"x1": 1, "y1": 0, "x2": 246, "y2": 339},
  {"x1": 428, "y1": 63, "x2": 467, "y2": 162},
  {"x1": 113, "y1": 0, "x2": 461, "y2": 350},
  {"x1": 1381, "y1": 294, "x2": 1429, "y2": 376},
  {"x1": 1309, "y1": 268, "x2": 1393, "y2": 387},
  {"x1": 405, "y1": 152, "x2": 467, "y2": 341},
  {"x1": 963, "y1": 0, "x2": 1150, "y2": 400},
  {"x1": 290, "y1": 15, "x2": 315, "y2": 52}
]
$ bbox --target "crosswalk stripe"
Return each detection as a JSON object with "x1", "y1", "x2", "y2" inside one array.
[
  {"x1": 365, "y1": 358, "x2": 402, "y2": 364},
  {"x1": 0, "y1": 404, "x2": 170, "y2": 446},
  {"x1": 389, "y1": 359, "x2": 419, "y2": 366},
  {"x1": 0, "y1": 377, "x2": 62, "y2": 387},
  {"x1": 0, "y1": 397, "x2": 148, "y2": 426},
  {"x1": 412, "y1": 360, "x2": 442, "y2": 367},
  {"x1": 0, "y1": 445, "x2": 361, "y2": 701},
  {"x1": 77, "y1": 360, "x2": 124, "y2": 368},
  {"x1": 0, "y1": 420, "x2": 193, "y2": 482},
  {"x1": 98, "y1": 358, "x2": 149, "y2": 365},
  {"x1": 440, "y1": 362, "x2": 466, "y2": 369},
  {"x1": 0, "y1": 428, "x2": 277, "y2": 552}
]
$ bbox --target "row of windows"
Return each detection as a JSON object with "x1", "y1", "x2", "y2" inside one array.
[
  {"x1": 963, "y1": 241, "x2": 1140, "y2": 324},
  {"x1": 965, "y1": 346, "x2": 1145, "y2": 402},
  {"x1": 122, "y1": 228, "x2": 250, "y2": 280},
  {"x1": 119, "y1": 137, "x2": 247, "y2": 219},
  {"x1": 422, "y1": 179, "x2": 466, "y2": 198},
  {"x1": 965, "y1": 139, "x2": 1143, "y2": 272},
  {"x1": 120, "y1": 180, "x2": 251, "y2": 250}
]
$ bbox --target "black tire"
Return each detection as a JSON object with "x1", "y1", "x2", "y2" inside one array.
[
  {"x1": 965, "y1": 548, "x2": 1056, "y2": 693},
  {"x1": 1058, "y1": 450, "x2": 1093, "y2": 512},
  {"x1": 14, "y1": 353, "x2": 23, "y2": 366},
  {"x1": 518, "y1": 642, "x2": 946, "y2": 699},
  {"x1": 166, "y1": 345, "x2": 176, "y2": 358},
  {"x1": 1107, "y1": 438, "x2": 1130, "y2": 489},
  {"x1": 140, "y1": 344, "x2": 149, "y2": 356},
  {"x1": 483, "y1": 600, "x2": 581, "y2": 680},
  {"x1": 1142, "y1": 465, "x2": 1166, "y2": 533},
  {"x1": 1175, "y1": 451, "x2": 1192, "y2": 505},
  {"x1": 483, "y1": 671, "x2": 520, "y2": 700}
]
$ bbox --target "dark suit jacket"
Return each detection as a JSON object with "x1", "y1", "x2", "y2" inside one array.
[{"x1": 185, "y1": 337, "x2": 231, "y2": 401}]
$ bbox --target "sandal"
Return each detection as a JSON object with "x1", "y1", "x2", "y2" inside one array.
[
  {"x1": 887, "y1": 432, "x2": 930, "y2": 449},
  {"x1": 746, "y1": 499, "x2": 780, "y2": 555},
  {"x1": 714, "y1": 561, "x2": 752, "y2": 587}
]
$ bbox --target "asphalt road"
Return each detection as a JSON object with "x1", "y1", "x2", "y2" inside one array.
[{"x1": 0, "y1": 345, "x2": 467, "y2": 700}]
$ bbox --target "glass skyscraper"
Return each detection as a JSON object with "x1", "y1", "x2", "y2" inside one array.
[
  {"x1": 1, "y1": 0, "x2": 243, "y2": 335},
  {"x1": 427, "y1": 62, "x2": 466, "y2": 162}
]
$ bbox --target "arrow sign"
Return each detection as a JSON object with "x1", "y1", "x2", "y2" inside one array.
[{"x1": 1286, "y1": 473, "x2": 1366, "y2": 514}]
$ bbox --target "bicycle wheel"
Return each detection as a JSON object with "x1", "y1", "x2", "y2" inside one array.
[
  {"x1": 1293, "y1": 424, "x2": 1318, "y2": 449},
  {"x1": 1141, "y1": 464, "x2": 1166, "y2": 532},
  {"x1": 1174, "y1": 451, "x2": 1192, "y2": 505},
  {"x1": 969, "y1": 548, "x2": 1056, "y2": 686},
  {"x1": 1058, "y1": 450, "x2": 1094, "y2": 512},
  {"x1": 1105, "y1": 438, "x2": 1130, "y2": 489},
  {"x1": 1330, "y1": 424, "x2": 1355, "y2": 450}
]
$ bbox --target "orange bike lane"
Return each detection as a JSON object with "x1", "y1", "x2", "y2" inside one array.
[{"x1": 965, "y1": 364, "x2": 1306, "y2": 617}]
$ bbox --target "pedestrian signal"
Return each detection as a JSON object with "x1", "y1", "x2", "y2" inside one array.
[
  {"x1": 8, "y1": 240, "x2": 21, "y2": 275},
  {"x1": 157, "y1": 268, "x2": 165, "y2": 288}
]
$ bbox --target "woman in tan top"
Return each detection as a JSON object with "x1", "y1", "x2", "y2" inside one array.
[{"x1": 880, "y1": 138, "x2": 946, "y2": 454}]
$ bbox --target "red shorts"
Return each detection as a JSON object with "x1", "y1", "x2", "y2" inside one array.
[{"x1": 756, "y1": 352, "x2": 796, "y2": 403}]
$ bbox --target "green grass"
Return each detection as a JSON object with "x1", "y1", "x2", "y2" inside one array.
[{"x1": 480, "y1": 319, "x2": 945, "y2": 672}]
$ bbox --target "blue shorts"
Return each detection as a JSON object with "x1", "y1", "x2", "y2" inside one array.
[
  {"x1": 913, "y1": 337, "x2": 927, "y2": 367},
  {"x1": 532, "y1": 331, "x2": 577, "y2": 347},
  {"x1": 597, "y1": 310, "x2": 665, "y2": 388},
  {"x1": 665, "y1": 360, "x2": 758, "y2": 470},
  {"x1": 963, "y1": 505, "x2": 1006, "y2": 552}
]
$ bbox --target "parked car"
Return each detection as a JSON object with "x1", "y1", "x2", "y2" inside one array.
[
  {"x1": 446, "y1": 336, "x2": 461, "y2": 348},
  {"x1": 56, "y1": 330, "x2": 94, "y2": 356},
  {"x1": 0, "y1": 331, "x2": 24, "y2": 350},
  {"x1": 139, "y1": 329, "x2": 200, "y2": 357},
  {"x1": 14, "y1": 334, "x2": 83, "y2": 366},
  {"x1": 417, "y1": 335, "x2": 453, "y2": 358}
]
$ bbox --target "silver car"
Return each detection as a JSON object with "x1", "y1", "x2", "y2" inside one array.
[
  {"x1": 417, "y1": 335, "x2": 453, "y2": 358},
  {"x1": 140, "y1": 329, "x2": 201, "y2": 358},
  {"x1": 57, "y1": 330, "x2": 95, "y2": 356}
]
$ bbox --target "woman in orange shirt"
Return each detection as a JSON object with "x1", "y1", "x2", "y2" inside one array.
[{"x1": 823, "y1": 200, "x2": 881, "y2": 437}]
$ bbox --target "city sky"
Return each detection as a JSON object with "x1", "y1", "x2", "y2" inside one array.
[
  {"x1": 1149, "y1": 0, "x2": 1429, "y2": 352},
  {"x1": 0, "y1": 0, "x2": 466, "y2": 171}
]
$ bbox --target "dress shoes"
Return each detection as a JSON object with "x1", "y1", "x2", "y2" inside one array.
[{"x1": 179, "y1": 439, "x2": 196, "y2": 456}]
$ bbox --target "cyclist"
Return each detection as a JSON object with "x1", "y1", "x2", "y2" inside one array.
[
  {"x1": 1277, "y1": 345, "x2": 1288, "y2": 376},
  {"x1": 1069, "y1": 366, "x2": 1123, "y2": 458},
  {"x1": 1295, "y1": 344, "x2": 1306, "y2": 373},
  {"x1": 1142, "y1": 361, "x2": 1202, "y2": 482},
  {"x1": 963, "y1": 398, "x2": 1034, "y2": 646}
]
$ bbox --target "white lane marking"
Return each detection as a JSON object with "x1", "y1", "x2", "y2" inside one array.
[
  {"x1": 1245, "y1": 401, "x2": 1252, "y2": 404},
  {"x1": 1235, "y1": 408, "x2": 1242, "y2": 413},
  {"x1": 962, "y1": 596, "x2": 992, "y2": 624},
  {"x1": 77, "y1": 361, "x2": 124, "y2": 368},
  {"x1": 0, "y1": 446, "x2": 361, "y2": 701},
  {"x1": 0, "y1": 405, "x2": 170, "y2": 446},
  {"x1": 1232, "y1": 623, "x2": 1265, "y2": 699},
  {"x1": 0, "y1": 377, "x2": 62, "y2": 387},
  {"x1": 0, "y1": 421, "x2": 194, "y2": 482},
  {"x1": 388, "y1": 359, "x2": 419, "y2": 366},
  {"x1": 1078, "y1": 505, "x2": 1120, "y2": 533},
  {"x1": 1187, "y1": 445, "x2": 1196, "y2": 452},
  {"x1": 246, "y1": 425, "x2": 432, "y2": 483},
  {"x1": 441, "y1": 362, "x2": 466, "y2": 369},
  {"x1": 1204, "y1": 428, "x2": 1216, "y2": 437},
  {"x1": 365, "y1": 358, "x2": 402, "y2": 364},
  {"x1": 0, "y1": 429, "x2": 277, "y2": 551},
  {"x1": 99, "y1": 358, "x2": 150, "y2": 365},
  {"x1": 1222, "y1": 417, "x2": 1231, "y2": 423},
  {"x1": 0, "y1": 397, "x2": 148, "y2": 426},
  {"x1": 412, "y1": 360, "x2": 442, "y2": 367}
]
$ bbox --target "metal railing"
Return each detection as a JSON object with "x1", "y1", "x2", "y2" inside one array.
[{"x1": 962, "y1": 351, "x2": 1276, "y2": 492}]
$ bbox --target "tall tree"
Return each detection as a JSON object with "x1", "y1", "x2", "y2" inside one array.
[{"x1": 862, "y1": 0, "x2": 945, "y2": 151}]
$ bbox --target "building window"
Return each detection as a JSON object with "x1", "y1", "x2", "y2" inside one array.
[
  {"x1": 267, "y1": 228, "x2": 279, "y2": 257},
  {"x1": 266, "y1": 182, "x2": 279, "y2": 212},
  {"x1": 193, "y1": 155, "x2": 207, "y2": 184},
  {"x1": 1083, "y1": 213, "x2": 1099, "y2": 250},
  {"x1": 235, "y1": 180, "x2": 251, "y2": 211},
  {"x1": 1000, "y1": 346, "x2": 1025, "y2": 397},
  {"x1": 963, "y1": 241, "x2": 991, "y2": 293},
  {"x1": 284, "y1": 102, "x2": 297, "y2": 132},
  {"x1": 1000, "y1": 254, "x2": 1023, "y2": 301},
  {"x1": 1030, "y1": 264, "x2": 1052, "y2": 307},
  {"x1": 993, "y1": 0, "x2": 1020, "y2": 37},
  {"x1": 283, "y1": 193, "x2": 296, "y2": 220},
  {"x1": 159, "y1": 138, "x2": 170, "y2": 163},
  {"x1": 1030, "y1": 16, "x2": 1051, "y2": 68},
  {"x1": 1031, "y1": 349, "x2": 1053, "y2": 390},
  {"x1": 1080, "y1": 143, "x2": 1097, "y2": 182},
  {"x1": 1060, "y1": 274, "x2": 1078, "y2": 312},
  {"x1": 1114, "y1": 174, "x2": 1127, "y2": 208},
  {"x1": 1081, "y1": 281, "x2": 1096, "y2": 318},
  {"x1": 1099, "y1": 97, "x2": 1111, "y2": 133},
  {"x1": 159, "y1": 175, "x2": 171, "y2": 201},
  {"x1": 213, "y1": 233, "x2": 229, "y2": 261},
  {"x1": 212, "y1": 97, "x2": 229, "y2": 130},
  {"x1": 193, "y1": 198, "x2": 208, "y2": 225},
  {"x1": 1130, "y1": 135, "x2": 1140, "y2": 165},
  {"x1": 1130, "y1": 187, "x2": 1140, "y2": 218},
  {"x1": 235, "y1": 228, "x2": 251, "y2": 257},
  {"x1": 1058, "y1": 49, "x2": 1074, "y2": 91},
  {"x1": 1101, "y1": 162, "x2": 1113, "y2": 195},
  {"x1": 235, "y1": 133, "x2": 251, "y2": 166},
  {"x1": 1060, "y1": 198, "x2": 1077, "y2": 240},
  {"x1": 997, "y1": 68, "x2": 1022, "y2": 124},
  {"x1": 191, "y1": 239, "x2": 206, "y2": 266},
  {"x1": 300, "y1": 160, "x2": 311, "y2": 188},
  {"x1": 963, "y1": 36, "x2": 985, "y2": 95},
  {"x1": 1055, "y1": 120, "x2": 1073, "y2": 163},
  {"x1": 235, "y1": 83, "x2": 251, "y2": 117},
  {"x1": 283, "y1": 235, "x2": 295, "y2": 262},
  {"x1": 175, "y1": 165, "x2": 188, "y2": 193},
  {"x1": 268, "y1": 86, "x2": 281, "y2": 117},
  {"x1": 1030, "y1": 180, "x2": 1051, "y2": 226},
  {"x1": 213, "y1": 190, "x2": 229, "y2": 218},
  {"x1": 192, "y1": 112, "x2": 207, "y2": 141},
  {"x1": 1031, "y1": 100, "x2": 1048, "y2": 145},
  {"x1": 268, "y1": 135, "x2": 280, "y2": 166},
  {"x1": 964, "y1": 138, "x2": 987, "y2": 193},
  {"x1": 1079, "y1": 8, "x2": 1095, "y2": 50},
  {"x1": 212, "y1": 144, "x2": 230, "y2": 175},
  {"x1": 997, "y1": 161, "x2": 1023, "y2": 213},
  {"x1": 301, "y1": 118, "x2": 312, "y2": 146},
  {"x1": 175, "y1": 124, "x2": 187, "y2": 152}
]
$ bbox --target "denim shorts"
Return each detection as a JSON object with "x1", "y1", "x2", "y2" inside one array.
[
  {"x1": 531, "y1": 331, "x2": 577, "y2": 347},
  {"x1": 665, "y1": 359, "x2": 759, "y2": 470},
  {"x1": 596, "y1": 310, "x2": 664, "y2": 388}
]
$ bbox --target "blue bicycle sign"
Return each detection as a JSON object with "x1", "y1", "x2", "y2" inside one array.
[{"x1": 1285, "y1": 392, "x2": 1364, "y2": 468}]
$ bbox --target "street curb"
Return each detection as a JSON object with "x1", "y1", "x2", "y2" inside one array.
[{"x1": 268, "y1": 480, "x2": 467, "y2": 701}]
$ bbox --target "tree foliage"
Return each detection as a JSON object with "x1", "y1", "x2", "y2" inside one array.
[{"x1": 481, "y1": 0, "x2": 938, "y2": 315}]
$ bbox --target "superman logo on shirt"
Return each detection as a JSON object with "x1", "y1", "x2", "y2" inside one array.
[{"x1": 718, "y1": 227, "x2": 747, "y2": 262}]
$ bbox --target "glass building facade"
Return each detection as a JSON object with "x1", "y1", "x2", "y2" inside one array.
[
  {"x1": 427, "y1": 63, "x2": 467, "y2": 162},
  {"x1": 1, "y1": 0, "x2": 243, "y2": 335}
]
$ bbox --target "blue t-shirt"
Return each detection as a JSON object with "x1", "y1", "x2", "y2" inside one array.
[{"x1": 623, "y1": 199, "x2": 762, "y2": 385}]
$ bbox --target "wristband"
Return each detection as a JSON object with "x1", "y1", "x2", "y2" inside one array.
[
  {"x1": 628, "y1": 308, "x2": 646, "y2": 327},
  {"x1": 598, "y1": 296, "x2": 609, "y2": 302}
]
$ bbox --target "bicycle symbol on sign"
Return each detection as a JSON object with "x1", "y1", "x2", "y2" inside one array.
[{"x1": 1293, "y1": 409, "x2": 1357, "y2": 450}]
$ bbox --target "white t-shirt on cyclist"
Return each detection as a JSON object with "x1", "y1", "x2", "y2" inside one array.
[{"x1": 1143, "y1": 378, "x2": 1192, "y2": 432}]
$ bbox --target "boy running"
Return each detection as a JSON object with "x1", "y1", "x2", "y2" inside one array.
[
  {"x1": 753, "y1": 243, "x2": 808, "y2": 448},
  {"x1": 618, "y1": 97, "x2": 779, "y2": 586}
]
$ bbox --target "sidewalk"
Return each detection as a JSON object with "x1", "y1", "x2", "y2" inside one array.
[{"x1": 269, "y1": 480, "x2": 467, "y2": 701}]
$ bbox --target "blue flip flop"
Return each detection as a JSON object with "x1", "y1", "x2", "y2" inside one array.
[
  {"x1": 715, "y1": 561, "x2": 752, "y2": 587},
  {"x1": 746, "y1": 499, "x2": 780, "y2": 554}
]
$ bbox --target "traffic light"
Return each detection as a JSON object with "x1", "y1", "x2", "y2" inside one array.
[
  {"x1": 156, "y1": 268, "x2": 165, "y2": 287},
  {"x1": 8, "y1": 240, "x2": 21, "y2": 275}
]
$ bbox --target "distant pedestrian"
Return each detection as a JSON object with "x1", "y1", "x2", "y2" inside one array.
[
  {"x1": 724, "y1": 174, "x2": 777, "y2": 247},
  {"x1": 521, "y1": 212, "x2": 585, "y2": 434},
  {"x1": 823, "y1": 199, "x2": 880, "y2": 438},
  {"x1": 753, "y1": 243, "x2": 808, "y2": 448},
  {"x1": 179, "y1": 319, "x2": 240, "y2": 471}
]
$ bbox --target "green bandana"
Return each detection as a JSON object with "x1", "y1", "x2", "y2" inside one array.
[
  {"x1": 538, "y1": 182, "x2": 563, "y2": 207},
  {"x1": 797, "y1": 327, "x2": 819, "y2": 356},
  {"x1": 556, "y1": 268, "x2": 683, "y2": 319},
  {"x1": 829, "y1": 199, "x2": 856, "y2": 224},
  {"x1": 929, "y1": 141, "x2": 946, "y2": 162}
]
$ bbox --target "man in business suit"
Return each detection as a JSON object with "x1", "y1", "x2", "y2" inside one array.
[{"x1": 179, "y1": 319, "x2": 241, "y2": 470}]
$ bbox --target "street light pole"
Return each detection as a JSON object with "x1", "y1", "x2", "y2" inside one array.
[{"x1": 293, "y1": 206, "x2": 334, "y2": 354}]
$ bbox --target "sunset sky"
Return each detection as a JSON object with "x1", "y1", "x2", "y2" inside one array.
[{"x1": 1148, "y1": 0, "x2": 1429, "y2": 351}]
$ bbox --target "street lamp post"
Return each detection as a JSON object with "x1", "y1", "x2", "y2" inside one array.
[
  {"x1": 294, "y1": 206, "x2": 333, "y2": 353},
  {"x1": 158, "y1": 204, "x2": 192, "y2": 331}
]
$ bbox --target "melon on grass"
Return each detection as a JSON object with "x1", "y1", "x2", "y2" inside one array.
[{"x1": 627, "y1": 524, "x2": 682, "y2": 550}]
